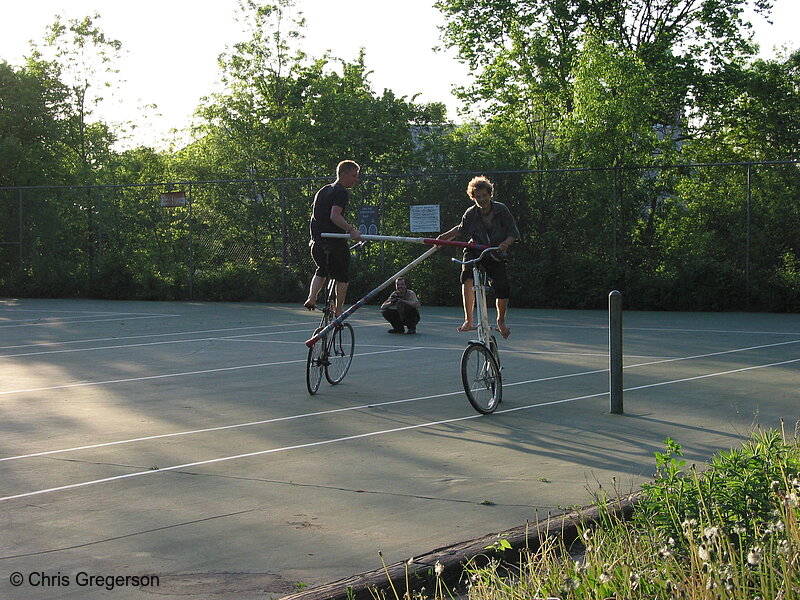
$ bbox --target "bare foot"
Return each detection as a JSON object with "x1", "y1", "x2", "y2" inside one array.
[
  {"x1": 496, "y1": 323, "x2": 511, "y2": 339},
  {"x1": 457, "y1": 322, "x2": 476, "y2": 332}
]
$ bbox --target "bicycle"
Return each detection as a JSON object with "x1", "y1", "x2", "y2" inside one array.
[
  {"x1": 306, "y1": 275, "x2": 356, "y2": 395},
  {"x1": 452, "y1": 246, "x2": 503, "y2": 414}
]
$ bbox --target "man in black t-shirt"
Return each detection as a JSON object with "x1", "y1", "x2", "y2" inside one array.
[{"x1": 304, "y1": 160, "x2": 361, "y2": 316}]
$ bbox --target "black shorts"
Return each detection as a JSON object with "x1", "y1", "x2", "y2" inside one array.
[
  {"x1": 460, "y1": 254, "x2": 510, "y2": 299},
  {"x1": 311, "y1": 240, "x2": 350, "y2": 283}
]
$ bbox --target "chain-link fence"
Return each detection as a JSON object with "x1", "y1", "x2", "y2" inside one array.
[{"x1": 1, "y1": 162, "x2": 798, "y2": 311}]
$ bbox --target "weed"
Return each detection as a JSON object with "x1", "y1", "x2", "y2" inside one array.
[{"x1": 392, "y1": 427, "x2": 800, "y2": 600}]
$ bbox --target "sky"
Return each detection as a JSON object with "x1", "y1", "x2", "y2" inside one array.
[{"x1": 2, "y1": 0, "x2": 798, "y2": 150}]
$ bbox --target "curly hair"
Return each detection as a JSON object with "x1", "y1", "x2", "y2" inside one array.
[{"x1": 467, "y1": 175, "x2": 493, "y2": 198}]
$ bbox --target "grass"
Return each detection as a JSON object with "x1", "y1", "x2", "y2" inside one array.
[{"x1": 371, "y1": 424, "x2": 800, "y2": 600}]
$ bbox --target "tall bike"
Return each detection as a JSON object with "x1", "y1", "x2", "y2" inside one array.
[
  {"x1": 452, "y1": 247, "x2": 503, "y2": 414},
  {"x1": 305, "y1": 277, "x2": 356, "y2": 395}
]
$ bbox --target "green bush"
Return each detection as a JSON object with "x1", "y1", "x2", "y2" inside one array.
[{"x1": 635, "y1": 430, "x2": 800, "y2": 553}]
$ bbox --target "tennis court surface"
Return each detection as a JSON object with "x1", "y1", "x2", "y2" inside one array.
[{"x1": 1, "y1": 298, "x2": 798, "y2": 599}]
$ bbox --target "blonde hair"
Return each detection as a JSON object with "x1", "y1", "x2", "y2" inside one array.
[
  {"x1": 467, "y1": 175, "x2": 493, "y2": 198},
  {"x1": 337, "y1": 160, "x2": 360, "y2": 176}
]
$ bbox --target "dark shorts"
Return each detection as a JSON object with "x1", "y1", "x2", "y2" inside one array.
[
  {"x1": 460, "y1": 254, "x2": 510, "y2": 299},
  {"x1": 311, "y1": 240, "x2": 350, "y2": 283}
]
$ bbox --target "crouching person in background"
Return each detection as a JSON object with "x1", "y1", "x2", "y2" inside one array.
[{"x1": 381, "y1": 277, "x2": 421, "y2": 334}]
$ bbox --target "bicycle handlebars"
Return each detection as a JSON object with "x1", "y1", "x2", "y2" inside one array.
[{"x1": 451, "y1": 246, "x2": 503, "y2": 266}]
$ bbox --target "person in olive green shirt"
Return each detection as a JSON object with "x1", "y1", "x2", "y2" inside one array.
[{"x1": 437, "y1": 176, "x2": 520, "y2": 338}]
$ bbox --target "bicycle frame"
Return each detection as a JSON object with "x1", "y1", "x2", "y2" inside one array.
[
  {"x1": 452, "y1": 247, "x2": 503, "y2": 414},
  {"x1": 305, "y1": 244, "x2": 440, "y2": 347},
  {"x1": 453, "y1": 246, "x2": 502, "y2": 350},
  {"x1": 306, "y1": 255, "x2": 357, "y2": 395}
]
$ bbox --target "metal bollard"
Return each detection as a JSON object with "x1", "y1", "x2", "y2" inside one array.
[{"x1": 609, "y1": 290, "x2": 623, "y2": 414}]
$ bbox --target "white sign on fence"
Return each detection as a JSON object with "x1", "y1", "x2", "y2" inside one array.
[{"x1": 409, "y1": 204, "x2": 440, "y2": 233}]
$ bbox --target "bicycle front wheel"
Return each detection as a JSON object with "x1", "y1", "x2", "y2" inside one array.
[
  {"x1": 325, "y1": 323, "x2": 355, "y2": 384},
  {"x1": 306, "y1": 328, "x2": 326, "y2": 395},
  {"x1": 461, "y1": 342, "x2": 502, "y2": 414}
]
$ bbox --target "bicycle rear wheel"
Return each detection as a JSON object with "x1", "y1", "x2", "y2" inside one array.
[
  {"x1": 306, "y1": 328, "x2": 326, "y2": 395},
  {"x1": 325, "y1": 323, "x2": 354, "y2": 384},
  {"x1": 460, "y1": 342, "x2": 502, "y2": 414}
]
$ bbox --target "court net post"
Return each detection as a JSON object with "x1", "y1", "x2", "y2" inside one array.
[{"x1": 609, "y1": 290, "x2": 623, "y2": 414}]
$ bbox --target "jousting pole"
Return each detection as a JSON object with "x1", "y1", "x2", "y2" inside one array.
[
  {"x1": 320, "y1": 232, "x2": 491, "y2": 251},
  {"x1": 304, "y1": 244, "x2": 440, "y2": 347},
  {"x1": 304, "y1": 234, "x2": 492, "y2": 347}
]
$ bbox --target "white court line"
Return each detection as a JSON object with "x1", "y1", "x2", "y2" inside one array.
[
  {"x1": 216, "y1": 336, "x2": 672, "y2": 359},
  {"x1": 0, "y1": 314, "x2": 179, "y2": 329},
  {"x1": 4, "y1": 317, "x2": 798, "y2": 361},
  {"x1": 0, "y1": 337, "x2": 223, "y2": 359},
  {"x1": 2, "y1": 349, "x2": 797, "y2": 463},
  {"x1": 0, "y1": 324, "x2": 370, "y2": 358},
  {"x1": 0, "y1": 308, "x2": 159, "y2": 315},
  {"x1": 622, "y1": 338, "x2": 800, "y2": 369},
  {"x1": 1, "y1": 356, "x2": 798, "y2": 503},
  {"x1": 0, "y1": 322, "x2": 318, "y2": 351},
  {"x1": 507, "y1": 322, "x2": 800, "y2": 336},
  {"x1": 623, "y1": 357, "x2": 800, "y2": 392},
  {"x1": 0, "y1": 328, "x2": 382, "y2": 359},
  {"x1": 0, "y1": 364, "x2": 604, "y2": 463},
  {"x1": 0, "y1": 347, "x2": 420, "y2": 397},
  {"x1": 0, "y1": 332, "x2": 323, "y2": 359},
  {"x1": 2, "y1": 335, "x2": 797, "y2": 395}
]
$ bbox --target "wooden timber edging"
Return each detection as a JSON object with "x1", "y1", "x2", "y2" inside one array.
[{"x1": 281, "y1": 492, "x2": 642, "y2": 600}]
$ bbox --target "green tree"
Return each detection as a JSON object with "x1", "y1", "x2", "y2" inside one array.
[
  {"x1": 27, "y1": 13, "x2": 123, "y2": 183},
  {"x1": 435, "y1": 0, "x2": 773, "y2": 139},
  {"x1": 666, "y1": 50, "x2": 800, "y2": 310},
  {"x1": 0, "y1": 61, "x2": 70, "y2": 187},
  {"x1": 171, "y1": 0, "x2": 449, "y2": 300}
]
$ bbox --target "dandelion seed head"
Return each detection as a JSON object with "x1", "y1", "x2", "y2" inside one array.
[
  {"x1": 599, "y1": 571, "x2": 611, "y2": 584},
  {"x1": 703, "y1": 526, "x2": 720, "y2": 541},
  {"x1": 748, "y1": 547, "x2": 763, "y2": 566},
  {"x1": 778, "y1": 539, "x2": 791, "y2": 555},
  {"x1": 434, "y1": 561, "x2": 444, "y2": 577},
  {"x1": 629, "y1": 572, "x2": 641, "y2": 590},
  {"x1": 681, "y1": 518, "x2": 697, "y2": 535},
  {"x1": 698, "y1": 545, "x2": 710, "y2": 561},
  {"x1": 565, "y1": 577, "x2": 580, "y2": 591},
  {"x1": 786, "y1": 492, "x2": 799, "y2": 508}
]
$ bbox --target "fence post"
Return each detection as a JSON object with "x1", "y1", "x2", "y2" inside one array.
[
  {"x1": 280, "y1": 183, "x2": 287, "y2": 297},
  {"x1": 188, "y1": 184, "x2": 194, "y2": 301},
  {"x1": 18, "y1": 188, "x2": 23, "y2": 270},
  {"x1": 746, "y1": 164, "x2": 752, "y2": 308},
  {"x1": 609, "y1": 290, "x2": 623, "y2": 414}
]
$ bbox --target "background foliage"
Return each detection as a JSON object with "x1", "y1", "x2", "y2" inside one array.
[{"x1": 1, "y1": 0, "x2": 798, "y2": 311}]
